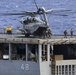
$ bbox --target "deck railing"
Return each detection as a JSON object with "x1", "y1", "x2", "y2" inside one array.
[{"x1": 55, "y1": 60, "x2": 76, "y2": 75}]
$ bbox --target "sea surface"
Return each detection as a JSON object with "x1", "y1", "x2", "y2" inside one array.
[{"x1": 0, "y1": 0, "x2": 76, "y2": 35}]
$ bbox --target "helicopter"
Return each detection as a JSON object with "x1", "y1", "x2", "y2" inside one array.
[
  {"x1": 18, "y1": 7, "x2": 52, "y2": 38},
  {"x1": 0, "y1": 0, "x2": 71, "y2": 38}
]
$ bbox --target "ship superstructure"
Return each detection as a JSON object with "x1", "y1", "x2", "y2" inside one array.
[{"x1": 0, "y1": 34, "x2": 76, "y2": 75}]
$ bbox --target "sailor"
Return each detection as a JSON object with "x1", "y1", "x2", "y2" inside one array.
[
  {"x1": 64, "y1": 30, "x2": 67, "y2": 38},
  {"x1": 6, "y1": 26, "x2": 12, "y2": 34},
  {"x1": 70, "y1": 29, "x2": 73, "y2": 38}
]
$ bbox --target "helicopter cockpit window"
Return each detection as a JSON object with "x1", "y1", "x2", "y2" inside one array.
[
  {"x1": 25, "y1": 17, "x2": 37, "y2": 24},
  {"x1": 23, "y1": 20, "x2": 28, "y2": 24},
  {"x1": 27, "y1": 17, "x2": 36, "y2": 23}
]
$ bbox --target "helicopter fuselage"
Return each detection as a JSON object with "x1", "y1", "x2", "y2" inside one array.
[
  {"x1": 17, "y1": 7, "x2": 52, "y2": 38},
  {"x1": 20, "y1": 17, "x2": 49, "y2": 37}
]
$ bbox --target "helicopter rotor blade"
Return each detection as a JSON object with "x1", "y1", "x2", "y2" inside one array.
[
  {"x1": 33, "y1": 0, "x2": 44, "y2": 21},
  {"x1": 0, "y1": 12, "x2": 37, "y2": 16},
  {"x1": 34, "y1": 0, "x2": 39, "y2": 10},
  {"x1": 52, "y1": 14, "x2": 68, "y2": 16},
  {"x1": 0, "y1": 12, "x2": 26, "y2": 16},
  {"x1": 45, "y1": 9, "x2": 71, "y2": 14},
  {"x1": 0, "y1": 9, "x2": 73, "y2": 17}
]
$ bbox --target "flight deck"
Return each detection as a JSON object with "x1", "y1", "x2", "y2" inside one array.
[{"x1": 0, "y1": 34, "x2": 76, "y2": 45}]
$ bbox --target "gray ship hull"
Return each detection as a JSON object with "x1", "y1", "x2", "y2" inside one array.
[{"x1": 0, "y1": 60, "x2": 40, "y2": 75}]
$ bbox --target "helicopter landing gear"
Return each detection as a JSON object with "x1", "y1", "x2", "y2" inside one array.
[
  {"x1": 46, "y1": 28, "x2": 52, "y2": 38},
  {"x1": 46, "y1": 33, "x2": 51, "y2": 38}
]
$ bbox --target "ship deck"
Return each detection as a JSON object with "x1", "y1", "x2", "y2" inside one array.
[{"x1": 0, "y1": 34, "x2": 76, "y2": 45}]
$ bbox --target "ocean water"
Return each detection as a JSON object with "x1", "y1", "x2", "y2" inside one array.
[{"x1": 0, "y1": 0, "x2": 76, "y2": 35}]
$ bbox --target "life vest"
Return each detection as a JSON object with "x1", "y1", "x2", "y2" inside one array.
[{"x1": 6, "y1": 27, "x2": 12, "y2": 31}]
